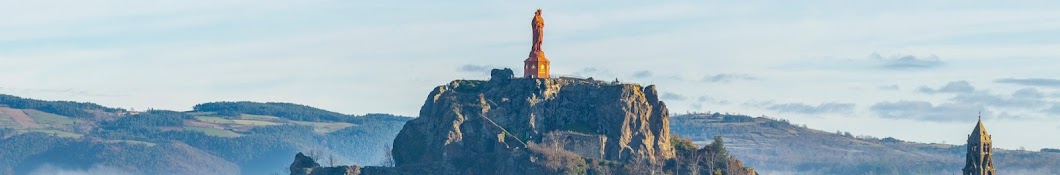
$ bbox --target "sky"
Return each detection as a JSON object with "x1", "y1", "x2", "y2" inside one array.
[{"x1": 1, "y1": 0, "x2": 1059, "y2": 150}]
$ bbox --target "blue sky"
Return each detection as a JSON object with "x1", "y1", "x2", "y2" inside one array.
[{"x1": 2, "y1": 0, "x2": 1059, "y2": 150}]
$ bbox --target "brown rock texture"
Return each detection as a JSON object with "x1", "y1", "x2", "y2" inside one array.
[{"x1": 390, "y1": 74, "x2": 674, "y2": 174}]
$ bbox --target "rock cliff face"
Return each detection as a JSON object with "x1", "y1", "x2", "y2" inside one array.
[{"x1": 390, "y1": 70, "x2": 674, "y2": 173}]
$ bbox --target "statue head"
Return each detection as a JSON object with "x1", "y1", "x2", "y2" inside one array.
[{"x1": 536, "y1": 9, "x2": 542, "y2": 15}]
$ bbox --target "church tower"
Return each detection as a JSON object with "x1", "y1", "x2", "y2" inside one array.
[
  {"x1": 524, "y1": 9, "x2": 550, "y2": 79},
  {"x1": 963, "y1": 115, "x2": 996, "y2": 175}
]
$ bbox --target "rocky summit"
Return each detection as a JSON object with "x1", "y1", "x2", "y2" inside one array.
[
  {"x1": 292, "y1": 69, "x2": 758, "y2": 175},
  {"x1": 384, "y1": 69, "x2": 674, "y2": 174}
]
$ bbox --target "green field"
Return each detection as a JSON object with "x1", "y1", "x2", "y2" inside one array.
[
  {"x1": 185, "y1": 126, "x2": 242, "y2": 138},
  {"x1": 291, "y1": 121, "x2": 355, "y2": 134},
  {"x1": 232, "y1": 119, "x2": 280, "y2": 126},
  {"x1": 239, "y1": 114, "x2": 282, "y2": 121},
  {"x1": 196, "y1": 115, "x2": 281, "y2": 126},
  {"x1": 23, "y1": 109, "x2": 74, "y2": 128},
  {"x1": 195, "y1": 116, "x2": 235, "y2": 124},
  {"x1": 191, "y1": 113, "x2": 352, "y2": 134}
]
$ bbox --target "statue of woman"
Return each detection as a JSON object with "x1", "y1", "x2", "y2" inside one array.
[{"x1": 530, "y1": 9, "x2": 545, "y2": 57}]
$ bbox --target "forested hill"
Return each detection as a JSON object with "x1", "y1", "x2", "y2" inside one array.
[
  {"x1": 0, "y1": 94, "x2": 410, "y2": 175},
  {"x1": 670, "y1": 113, "x2": 1060, "y2": 175},
  {"x1": 0, "y1": 94, "x2": 125, "y2": 119}
]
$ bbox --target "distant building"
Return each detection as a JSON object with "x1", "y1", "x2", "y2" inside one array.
[
  {"x1": 524, "y1": 9, "x2": 550, "y2": 79},
  {"x1": 962, "y1": 115, "x2": 996, "y2": 175}
]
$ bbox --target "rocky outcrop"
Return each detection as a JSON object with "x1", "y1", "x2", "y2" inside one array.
[
  {"x1": 290, "y1": 152, "x2": 361, "y2": 175},
  {"x1": 389, "y1": 70, "x2": 674, "y2": 174},
  {"x1": 490, "y1": 68, "x2": 514, "y2": 84},
  {"x1": 288, "y1": 70, "x2": 760, "y2": 175}
]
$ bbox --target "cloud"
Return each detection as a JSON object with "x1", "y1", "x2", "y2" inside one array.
[
  {"x1": 870, "y1": 100, "x2": 982, "y2": 122},
  {"x1": 918, "y1": 81, "x2": 974, "y2": 94},
  {"x1": 571, "y1": 67, "x2": 618, "y2": 79},
  {"x1": 661, "y1": 92, "x2": 687, "y2": 101},
  {"x1": 632, "y1": 70, "x2": 653, "y2": 79},
  {"x1": 1012, "y1": 88, "x2": 1045, "y2": 99},
  {"x1": 703, "y1": 73, "x2": 759, "y2": 83},
  {"x1": 952, "y1": 88, "x2": 1046, "y2": 108},
  {"x1": 995, "y1": 78, "x2": 1060, "y2": 88},
  {"x1": 890, "y1": 81, "x2": 1056, "y2": 121},
  {"x1": 690, "y1": 103, "x2": 703, "y2": 110},
  {"x1": 878, "y1": 84, "x2": 900, "y2": 90},
  {"x1": 917, "y1": 81, "x2": 1047, "y2": 108},
  {"x1": 689, "y1": 96, "x2": 730, "y2": 110},
  {"x1": 870, "y1": 53, "x2": 944, "y2": 69},
  {"x1": 694, "y1": 96, "x2": 730, "y2": 105},
  {"x1": 764, "y1": 102, "x2": 855, "y2": 114},
  {"x1": 1044, "y1": 104, "x2": 1060, "y2": 115},
  {"x1": 458, "y1": 64, "x2": 494, "y2": 73}
]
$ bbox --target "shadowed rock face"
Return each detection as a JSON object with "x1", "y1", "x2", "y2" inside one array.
[{"x1": 391, "y1": 74, "x2": 673, "y2": 174}]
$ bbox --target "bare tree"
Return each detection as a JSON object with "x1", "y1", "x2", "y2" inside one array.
[
  {"x1": 328, "y1": 154, "x2": 336, "y2": 167},
  {"x1": 707, "y1": 148, "x2": 717, "y2": 175},
  {"x1": 688, "y1": 150, "x2": 702, "y2": 175}
]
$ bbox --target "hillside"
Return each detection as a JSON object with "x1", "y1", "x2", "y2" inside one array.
[
  {"x1": 0, "y1": 94, "x2": 410, "y2": 175},
  {"x1": 670, "y1": 113, "x2": 1060, "y2": 175},
  {"x1": 6, "y1": 92, "x2": 1059, "y2": 175}
]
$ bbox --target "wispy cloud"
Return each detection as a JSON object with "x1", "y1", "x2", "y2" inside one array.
[
  {"x1": 661, "y1": 92, "x2": 687, "y2": 101},
  {"x1": 632, "y1": 70, "x2": 653, "y2": 79},
  {"x1": 764, "y1": 102, "x2": 855, "y2": 114},
  {"x1": 870, "y1": 100, "x2": 981, "y2": 122},
  {"x1": 689, "y1": 96, "x2": 730, "y2": 110},
  {"x1": 458, "y1": 64, "x2": 494, "y2": 73},
  {"x1": 1043, "y1": 104, "x2": 1060, "y2": 115},
  {"x1": 870, "y1": 53, "x2": 943, "y2": 69},
  {"x1": 996, "y1": 78, "x2": 1060, "y2": 88},
  {"x1": 566, "y1": 67, "x2": 621, "y2": 80},
  {"x1": 919, "y1": 81, "x2": 1049, "y2": 108},
  {"x1": 702, "y1": 73, "x2": 759, "y2": 83},
  {"x1": 918, "y1": 81, "x2": 974, "y2": 94},
  {"x1": 884, "y1": 81, "x2": 1056, "y2": 121},
  {"x1": 951, "y1": 88, "x2": 1047, "y2": 108},
  {"x1": 878, "y1": 84, "x2": 900, "y2": 90}
]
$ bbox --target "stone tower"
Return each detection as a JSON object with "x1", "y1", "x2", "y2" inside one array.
[
  {"x1": 963, "y1": 115, "x2": 996, "y2": 175},
  {"x1": 524, "y1": 9, "x2": 550, "y2": 79}
]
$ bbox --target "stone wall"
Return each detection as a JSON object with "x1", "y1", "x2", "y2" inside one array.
[{"x1": 543, "y1": 131, "x2": 607, "y2": 159}]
